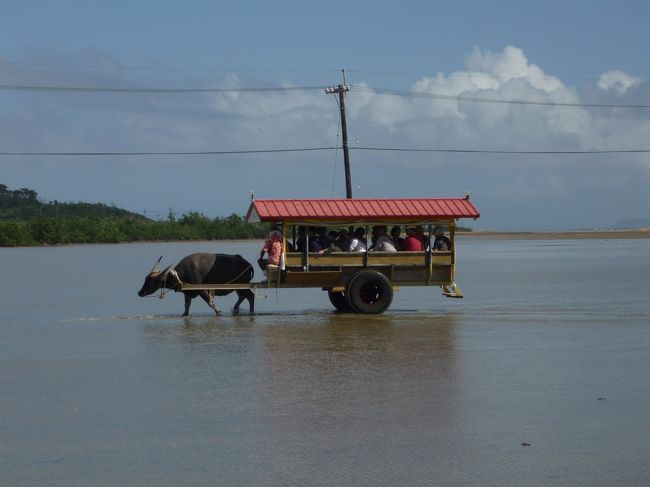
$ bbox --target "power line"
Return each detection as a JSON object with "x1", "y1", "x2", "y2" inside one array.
[
  {"x1": 0, "y1": 147, "x2": 337, "y2": 156},
  {"x1": 352, "y1": 147, "x2": 650, "y2": 154},
  {"x1": 0, "y1": 83, "x2": 327, "y2": 94},
  {"x1": 0, "y1": 60, "x2": 340, "y2": 74},
  {"x1": 2, "y1": 61, "x2": 635, "y2": 84},
  {"x1": 1, "y1": 146, "x2": 649, "y2": 157},
  {"x1": 2, "y1": 81, "x2": 647, "y2": 109},
  {"x1": 353, "y1": 86, "x2": 650, "y2": 109},
  {"x1": 347, "y1": 69, "x2": 626, "y2": 83}
]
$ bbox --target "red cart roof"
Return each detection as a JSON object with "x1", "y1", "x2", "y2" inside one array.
[{"x1": 246, "y1": 197, "x2": 480, "y2": 223}]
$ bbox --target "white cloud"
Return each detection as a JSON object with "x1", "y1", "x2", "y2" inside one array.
[
  {"x1": 346, "y1": 46, "x2": 593, "y2": 149},
  {"x1": 598, "y1": 70, "x2": 641, "y2": 96},
  {"x1": 466, "y1": 46, "x2": 564, "y2": 92}
]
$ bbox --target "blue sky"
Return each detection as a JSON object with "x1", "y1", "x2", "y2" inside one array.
[{"x1": 1, "y1": 0, "x2": 649, "y2": 229}]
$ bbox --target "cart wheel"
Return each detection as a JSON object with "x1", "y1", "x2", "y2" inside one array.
[
  {"x1": 327, "y1": 289, "x2": 352, "y2": 312},
  {"x1": 345, "y1": 270, "x2": 393, "y2": 314}
]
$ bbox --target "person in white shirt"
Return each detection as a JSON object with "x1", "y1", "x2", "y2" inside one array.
[
  {"x1": 370, "y1": 225, "x2": 397, "y2": 252},
  {"x1": 348, "y1": 227, "x2": 367, "y2": 252}
]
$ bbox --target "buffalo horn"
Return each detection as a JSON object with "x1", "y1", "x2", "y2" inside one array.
[{"x1": 150, "y1": 255, "x2": 163, "y2": 273}]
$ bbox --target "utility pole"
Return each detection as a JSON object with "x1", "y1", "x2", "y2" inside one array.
[{"x1": 325, "y1": 73, "x2": 352, "y2": 198}]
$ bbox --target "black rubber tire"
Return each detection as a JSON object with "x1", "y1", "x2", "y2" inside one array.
[
  {"x1": 345, "y1": 270, "x2": 393, "y2": 314},
  {"x1": 327, "y1": 290, "x2": 352, "y2": 312}
]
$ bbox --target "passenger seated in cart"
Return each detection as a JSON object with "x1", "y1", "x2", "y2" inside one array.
[
  {"x1": 317, "y1": 226, "x2": 331, "y2": 249},
  {"x1": 327, "y1": 230, "x2": 344, "y2": 251},
  {"x1": 402, "y1": 226, "x2": 424, "y2": 251},
  {"x1": 432, "y1": 226, "x2": 451, "y2": 251},
  {"x1": 348, "y1": 227, "x2": 367, "y2": 252},
  {"x1": 416, "y1": 225, "x2": 430, "y2": 250},
  {"x1": 390, "y1": 226, "x2": 404, "y2": 250},
  {"x1": 258, "y1": 225, "x2": 283, "y2": 271},
  {"x1": 334, "y1": 228, "x2": 351, "y2": 251},
  {"x1": 370, "y1": 226, "x2": 397, "y2": 251},
  {"x1": 296, "y1": 226, "x2": 324, "y2": 253}
]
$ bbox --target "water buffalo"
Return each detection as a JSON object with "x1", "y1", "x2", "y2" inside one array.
[{"x1": 138, "y1": 253, "x2": 255, "y2": 316}]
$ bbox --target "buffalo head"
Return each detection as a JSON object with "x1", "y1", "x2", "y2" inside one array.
[{"x1": 137, "y1": 256, "x2": 172, "y2": 297}]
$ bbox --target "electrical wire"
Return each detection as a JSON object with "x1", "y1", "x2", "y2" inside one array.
[
  {"x1": 3, "y1": 81, "x2": 647, "y2": 109},
  {"x1": 0, "y1": 60, "x2": 340, "y2": 74},
  {"x1": 0, "y1": 83, "x2": 327, "y2": 94},
  {"x1": 2, "y1": 61, "x2": 636, "y2": 84},
  {"x1": 346, "y1": 69, "x2": 622, "y2": 83},
  {"x1": 1, "y1": 146, "x2": 649, "y2": 157},
  {"x1": 0, "y1": 148, "x2": 338, "y2": 156},
  {"x1": 352, "y1": 147, "x2": 650, "y2": 154},
  {"x1": 353, "y1": 86, "x2": 650, "y2": 109}
]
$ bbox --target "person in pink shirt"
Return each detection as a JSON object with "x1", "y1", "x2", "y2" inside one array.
[{"x1": 258, "y1": 226, "x2": 283, "y2": 271}]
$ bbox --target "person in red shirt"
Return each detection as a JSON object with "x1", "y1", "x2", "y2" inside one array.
[{"x1": 401, "y1": 226, "x2": 424, "y2": 251}]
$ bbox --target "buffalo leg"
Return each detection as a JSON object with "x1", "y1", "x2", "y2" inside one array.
[
  {"x1": 183, "y1": 293, "x2": 192, "y2": 317},
  {"x1": 199, "y1": 290, "x2": 222, "y2": 316},
  {"x1": 233, "y1": 290, "x2": 245, "y2": 315},
  {"x1": 233, "y1": 289, "x2": 255, "y2": 314}
]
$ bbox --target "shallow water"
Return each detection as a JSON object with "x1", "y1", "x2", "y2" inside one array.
[{"x1": 1, "y1": 238, "x2": 649, "y2": 486}]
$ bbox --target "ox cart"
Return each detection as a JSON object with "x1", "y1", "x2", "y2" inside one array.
[{"x1": 177, "y1": 195, "x2": 480, "y2": 314}]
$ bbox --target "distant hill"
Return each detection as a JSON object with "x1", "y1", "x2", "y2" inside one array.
[
  {"x1": 0, "y1": 183, "x2": 265, "y2": 246},
  {"x1": 0, "y1": 183, "x2": 147, "y2": 221}
]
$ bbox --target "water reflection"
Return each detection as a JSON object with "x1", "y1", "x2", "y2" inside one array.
[
  {"x1": 257, "y1": 313, "x2": 463, "y2": 484},
  {"x1": 139, "y1": 311, "x2": 465, "y2": 483},
  {"x1": 140, "y1": 311, "x2": 458, "y2": 361}
]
